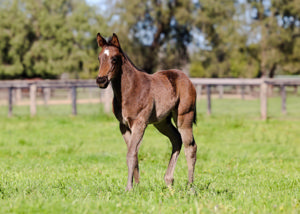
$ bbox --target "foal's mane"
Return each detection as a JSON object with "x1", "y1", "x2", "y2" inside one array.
[{"x1": 107, "y1": 37, "x2": 143, "y2": 72}]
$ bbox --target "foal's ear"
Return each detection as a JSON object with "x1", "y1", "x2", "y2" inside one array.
[
  {"x1": 97, "y1": 33, "x2": 107, "y2": 47},
  {"x1": 110, "y1": 33, "x2": 121, "y2": 48}
]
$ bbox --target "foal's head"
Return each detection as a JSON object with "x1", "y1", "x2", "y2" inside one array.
[{"x1": 96, "y1": 33, "x2": 123, "y2": 88}]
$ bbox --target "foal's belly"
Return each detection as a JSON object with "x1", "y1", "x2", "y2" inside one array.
[{"x1": 148, "y1": 100, "x2": 176, "y2": 124}]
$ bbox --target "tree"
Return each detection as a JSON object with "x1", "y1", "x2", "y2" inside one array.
[
  {"x1": 109, "y1": 0, "x2": 197, "y2": 73},
  {"x1": 240, "y1": 0, "x2": 300, "y2": 77},
  {"x1": 190, "y1": 0, "x2": 300, "y2": 78},
  {"x1": 0, "y1": 1, "x2": 30, "y2": 79},
  {"x1": 271, "y1": 0, "x2": 300, "y2": 75},
  {"x1": 0, "y1": 0, "x2": 107, "y2": 79},
  {"x1": 190, "y1": 0, "x2": 241, "y2": 77}
]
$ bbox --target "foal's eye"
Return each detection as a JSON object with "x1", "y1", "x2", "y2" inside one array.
[{"x1": 111, "y1": 57, "x2": 118, "y2": 64}]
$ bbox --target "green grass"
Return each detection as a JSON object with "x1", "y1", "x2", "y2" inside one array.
[{"x1": 0, "y1": 96, "x2": 299, "y2": 213}]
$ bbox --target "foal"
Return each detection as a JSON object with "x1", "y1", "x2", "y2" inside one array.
[{"x1": 96, "y1": 33, "x2": 197, "y2": 191}]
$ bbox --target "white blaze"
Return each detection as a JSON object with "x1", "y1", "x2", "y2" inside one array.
[{"x1": 104, "y1": 49, "x2": 110, "y2": 56}]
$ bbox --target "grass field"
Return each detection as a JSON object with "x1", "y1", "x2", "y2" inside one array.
[{"x1": 0, "y1": 97, "x2": 299, "y2": 213}]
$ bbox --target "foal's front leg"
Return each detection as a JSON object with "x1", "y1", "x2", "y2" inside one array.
[
  {"x1": 120, "y1": 123, "x2": 140, "y2": 184},
  {"x1": 120, "y1": 121, "x2": 146, "y2": 191}
]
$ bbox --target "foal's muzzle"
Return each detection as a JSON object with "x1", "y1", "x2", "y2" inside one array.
[{"x1": 96, "y1": 76, "x2": 109, "y2": 88}]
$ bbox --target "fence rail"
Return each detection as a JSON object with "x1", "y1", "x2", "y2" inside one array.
[
  {"x1": 0, "y1": 79, "x2": 97, "y2": 88},
  {"x1": 1, "y1": 78, "x2": 299, "y2": 119}
]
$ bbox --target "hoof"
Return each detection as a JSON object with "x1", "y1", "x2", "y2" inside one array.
[
  {"x1": 164, "y1": 176, "x2": 174, "y2": 186},
  {"x1": 125, "y1": 186, "x2": 133, "y2": 192}
]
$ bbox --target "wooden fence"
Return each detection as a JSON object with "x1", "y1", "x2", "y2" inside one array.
[{"x1": 1, "y1": 78, "x2": 299, "y2": 120}]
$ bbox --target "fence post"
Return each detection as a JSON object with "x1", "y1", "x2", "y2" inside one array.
[
  {"x1": 16, "y1": 88, "x2": 22, "y2": 104},
  {"x1": 218, "y1": 85, "x2": 223, "y2": 99},
  {"x1": 30, "y1": 83, "x2": 37, "y2": 116},
  {"x1": 260, "y1": 80, "x2": 268, "y2": 120},
  {"x1": 269, "y1": 85, "x2": 274, "y2": 96},
  {"x1": 241, "y1": 85, "x2": 245, "y2": 100},
  {"x1": 43, "y1": 87, "x2": 51, "y2": 106},
  {"x1": 196, "y1": 84, "x2": 202, "y2": 100},
  {"x1": 249, "y1": 85, "x2": 255, "y2": 97},
  {"x1": 280, "y1": 84, "x2": 286, "y2": 115},
  {"x1": 8, "y1": 87, "x2": 13, "y2": 117},
  {"x1": 43, "y1": 88, "x2": 50, "y2": 106},
  {"x1": 71, "y1": 85, "x2": 77, "y2": 115},
  {"x1": 207, "y1": 85, "x2": 211, "y2": 116},
  {"x1": 236, "y1": 85, "x2": 240, "y2": 97}
]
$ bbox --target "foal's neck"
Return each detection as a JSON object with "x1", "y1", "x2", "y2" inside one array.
[{"x1": 111, "y1": 57, "x2": 139, "y2": 101}]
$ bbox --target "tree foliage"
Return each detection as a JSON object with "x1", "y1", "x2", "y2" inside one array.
[
  {"x1": 0, "y1": 0, "x2": 107, "y2": 79},
  {"x1": 0, "y1": 0, "x2": 300, "y2": 79},
  {"x1": 109, "y1": 0, "x2": 300, "y2": 77},
  {"x1": 109, "y1": 0, "x2": 196, "y2": 73},
  {"x1": 190, "y1": 0, "x2": 300, "y2": 77}
]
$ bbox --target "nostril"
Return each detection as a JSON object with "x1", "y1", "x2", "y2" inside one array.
[{"x1": 96, "y1": 76, "x2": 108, "y2": 84}]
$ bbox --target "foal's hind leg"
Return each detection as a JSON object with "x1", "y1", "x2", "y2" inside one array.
[
  {"x1": 177, "y1": 111, "x2": 197, "y2": 184},
  {"x1": 154, "y1": 117, "x2": 182, "y2": 186}
]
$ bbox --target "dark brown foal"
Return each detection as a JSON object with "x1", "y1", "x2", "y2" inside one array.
[{"x1": 96, "y1": 33, "x2": 197, "y2": 191}]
